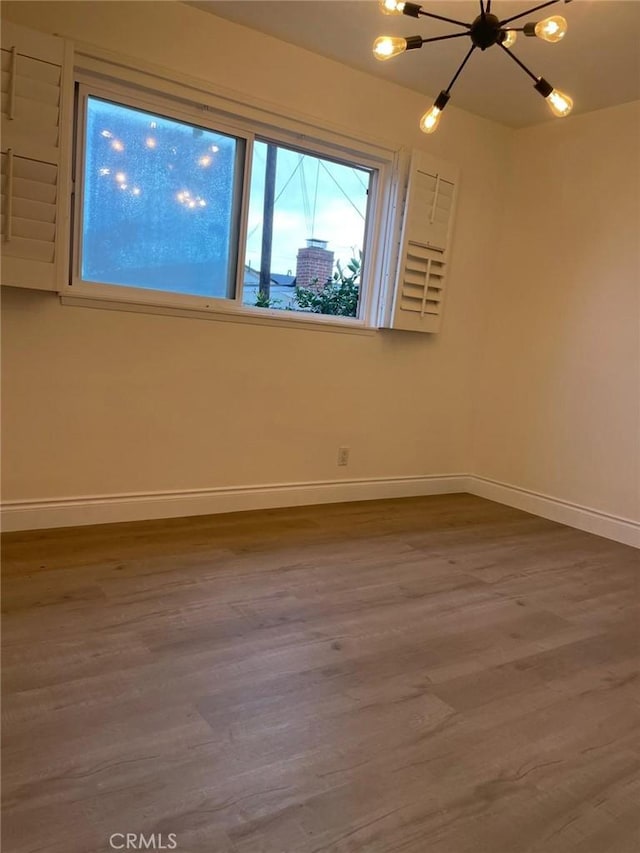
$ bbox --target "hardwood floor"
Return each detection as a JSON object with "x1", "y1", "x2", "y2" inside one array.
[{"x1": 2, "y1": 494, "x2": 639, "y2": 853}]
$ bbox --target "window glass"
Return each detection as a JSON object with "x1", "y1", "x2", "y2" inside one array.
[
  {"x1": 81, "y1": 97, "x2": 242, "y2": 299},
  {"x1": 243, "y1": 141, "x2": 372, "y2": 317}
]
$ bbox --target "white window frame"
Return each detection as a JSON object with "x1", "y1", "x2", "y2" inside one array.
[{"x1": 69, "y1": 71, "x2": 398, "y2": 332}]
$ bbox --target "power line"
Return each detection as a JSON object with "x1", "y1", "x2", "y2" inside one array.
[
  {"x1": 311, "y1": 159, "x2": 320, "y2": 239},
  {"x1": 246, "y1": 154, "x2": 304, "y2": 241},
  {"x1": 351, "y1": 168, "x2": 369, "y2": 191},
  {"x1": 300, "y1": 158, "x2": 311, "y2": 234},
  {"x1": 319, "y1": 161, "x2": 365, "y2": 220},
  {"x1": 275, "y1": 155, "x2": 303, "y2": 205}
]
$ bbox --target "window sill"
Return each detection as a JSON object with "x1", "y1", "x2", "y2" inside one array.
[{"x1": 60, "y1": 293, "x2": 377, "y2": 336}]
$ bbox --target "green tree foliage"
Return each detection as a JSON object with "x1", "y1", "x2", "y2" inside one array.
[
  {"x1": 255, "y1": 290, "x2": 276, "y2": 308},
  {"x1": 294, "y1": 255, "x2": 361, "y2": 317}
]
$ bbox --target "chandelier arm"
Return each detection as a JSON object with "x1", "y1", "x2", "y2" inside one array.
[
  {"x1": 444, "y1": 44, "x2": 477, "y2": 95},
  {"x1": 421, "y1": 32, "x2": 472, "y2": 45},
  {"x1": 418, "y1": 10, "x2": 471, "y2": 29},
  {"x1": 497, "y1": 42, "x2": 539, "y2": 83},
  {"x1": 499, "y1": 0, "x2": 562, "y2": 27}
]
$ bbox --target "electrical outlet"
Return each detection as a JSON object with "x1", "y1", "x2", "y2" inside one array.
[{"x1": 337, "y1": 446, "x2": 350, "y2": 466}]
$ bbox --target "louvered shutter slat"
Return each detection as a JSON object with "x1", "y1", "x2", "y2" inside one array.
[
  {"x1": 1, "y1": 49, "x2": 62, "y2": 85},
  {"x1": 5, "y1": 154, "x2": 58, "y2": 183},
  {"x1": 1, "y1": 65, "x2": 61, "y2": 107},
  {"x1": 0, "y1": 231, "x2": 56, "y2": 263},
  {"x1": 8, "y1": 195, "x2": 57, "y2": 224},
  {"x1": 0, "y1": 93, "x2": 60, "y2": 152},
  {"x1": 2, "y1": 174, "x2": 58, "y2": 207},
  {"x1": 1, "y1": 214, "x2": 56, "y2": 244},
  {"x1": 402, "y1": 283, "x2": 426, "y2": 298},
  {"x1": 1, "y1": 85, "x2": 61, "y2": 120}
]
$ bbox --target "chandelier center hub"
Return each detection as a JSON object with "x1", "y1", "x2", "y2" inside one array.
[{"x1": 470, "y1": 13, "x2": 501, "y2": 50}]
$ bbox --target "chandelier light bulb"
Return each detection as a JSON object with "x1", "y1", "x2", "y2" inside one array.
[
  {"x1": 530, "y1": 15, "x2": 568, "y2": 43},
  {"x1": 419, "y1": 91, "x2": 450, "y2": 134},
  {"x1": 379, "y1": 0, "x2": 405, "y2": 14},
  {"x1": 373, "y1": 36, "x2": 408, "y2": 60},
  {"x1": 546, "y1": 87, "x2": 573, "y2": 117},
  {"x1": 419, "y1": 106, "x2": 442, "y2": 134},
  {"x1": 378, "y1": 0, "x2": 422, "y2": 16},
  {"x1": 535, "y1": 77, "x2": 573, "y2": 117},
  {"x1": 502, "y1": 30, "x2": 517, "y2": 49}
]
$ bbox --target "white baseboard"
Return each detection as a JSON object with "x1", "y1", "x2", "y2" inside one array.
[
  {"x1": 467, "y1": 475, "x2": 640, "y2": 549},
  {"x1": 0, "y1": 474, "x2": 469, "y2": 533},
  {"x1": 3, "y1": 473, "x2": 638, "y2": 549}
]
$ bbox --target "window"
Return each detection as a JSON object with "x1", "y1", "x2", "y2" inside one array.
[
  {"x1": 78, "y1": 95, "x2": 244, "y2": 300},
  {"x1": 243, "y1": 140, "x2": 373, "y2": 318},
  {"x1": 73, "y1": 82, "x2": 385, "y2": 327}
]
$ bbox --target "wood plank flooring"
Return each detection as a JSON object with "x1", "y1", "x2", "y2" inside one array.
[{"x1": 2, "y1": 494, "x2": 639, "y2": 853}]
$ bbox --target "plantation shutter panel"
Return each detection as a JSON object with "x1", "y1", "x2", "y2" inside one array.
[
  {"x1": 384, "y1": 150, "x2": 459, "y2": 334},
  {"x1": 1, "y1": 21, "x2": 73, "y2": 291}
]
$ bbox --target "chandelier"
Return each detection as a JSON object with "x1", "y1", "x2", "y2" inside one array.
[{"x1": 374, "y1": 0, "x2": 574, "y2": 133}]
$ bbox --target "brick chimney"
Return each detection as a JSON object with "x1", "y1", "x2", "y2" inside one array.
[{"x1": 295, "y1": 239, "x2": 334, "y2": 289}]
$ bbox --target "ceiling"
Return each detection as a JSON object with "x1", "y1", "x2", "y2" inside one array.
[{"x1": 189, "y1": 1, "x2": 640, "y2": 127}]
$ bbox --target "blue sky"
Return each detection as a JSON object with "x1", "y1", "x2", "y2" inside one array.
[{"x1": 246, "y1": 141, "x2": 371, "y2": 276}]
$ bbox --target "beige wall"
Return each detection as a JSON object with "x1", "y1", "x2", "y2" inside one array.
[
  {"x1": 473, "y1": 100, "x2": 640, "y2": 521},
  {"x1": 2, "y1": 3, "x2": 638, "y2": 528},
  {"x1": 1, "y1": 2, "x2": 510, "y2": 501}
]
